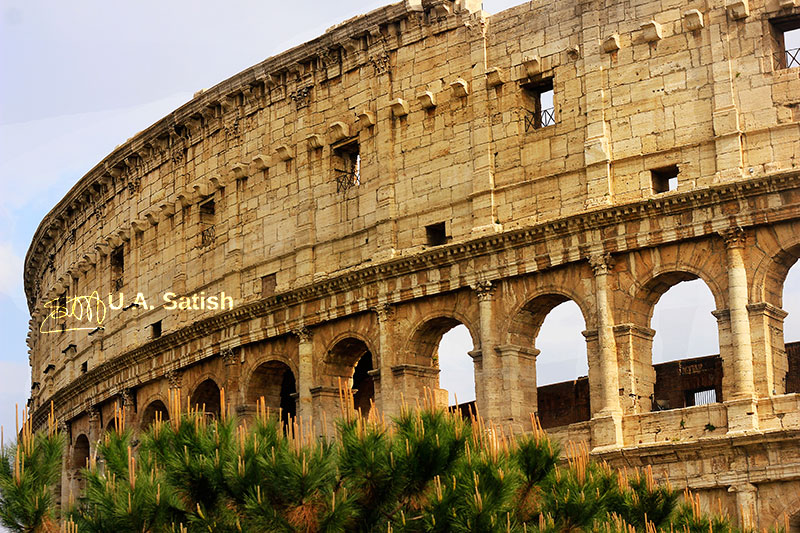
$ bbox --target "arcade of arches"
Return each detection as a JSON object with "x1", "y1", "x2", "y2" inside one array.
[{"x1": 60, "y1": 224, "x2": 800, "y2": 528}]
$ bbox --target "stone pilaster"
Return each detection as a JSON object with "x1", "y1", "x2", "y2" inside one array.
[
  {"x1": 495, "y1": 343, "x2": 539, "y2": 430},
  {"x1": 310, "y1": 385, "x2": 340, "y2": 438},
  {"x1": 747, "y1": 302, "x2": 789, "y2": 396},
  {"x1": 729, "y1": 483, "x2": 757, "y2": 530},
  {"x1": 720, "y1": 228, "x2": 758, "y2": 432},
  {"x1": 613, "y1": 324, "x2": 656, "y2": 414},
  {"x1": 221, "y1": 347, "x2": 242, "y2": 415},
  {"x1": 588, "y1": 253, "x2": 623, "y2": 449},
  {"x1": 373, "y1": 304, "x2": 396, "y2": 416},
  {"x1": 292, "y1": 327, "x2": 314, "y2": 423},
  {"x1": 472, "y1": 280, "x2": 500, "y2": 421}
]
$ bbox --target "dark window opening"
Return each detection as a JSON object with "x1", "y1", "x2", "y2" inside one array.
[
  {"x1": 770, "y1": 18, "x2": 800, "y2": 70},
  {"x1": 333, "y1": 140, "x2": 361, "y2": 193},
  {"x1": 199, "y1": 196, "x2": 216, "y2": 220},
  {"x1": 425, "y1": 222, "x2": 448, "y2": 246},
  {"x1": 261, "y1": 273, "x2": 277, "y2": 296},
  {"x1": 111, "y1": 246, "x2": 124, "y2": 289},
  {"x1": 521, "y1": 78, "x2": 555, "y2": 131},
  {"x1": 80, "y1": 361, "x2": 88, "y2": 374},
  {"x1": 651, "y1": 165, "x2": 679, "y2": 193},
  {"x1": 110, "y1": 246, "x2": 124, "y2": 271},
  {"x1": 151, "y1": 320, "x2": 162, "y2": 339}
]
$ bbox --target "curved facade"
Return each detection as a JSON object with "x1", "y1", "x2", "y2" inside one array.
[{"x1": 23, "y1": 0, "x2": 800, "y2": 526}]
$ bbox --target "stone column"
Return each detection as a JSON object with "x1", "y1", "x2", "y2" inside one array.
[
  {"x1": 747, "y1": 302, "x2": 789, "y2": 396},
  {"x1": 588, "y1": 253, "x2": 623, "y2": 449},
  {"x1": 293, "y1": 327, "x2": 314, "y2": 424},
  {"x1": 729, "y1": 483, "x2": 758, "y2": 530},
  {"x1": 374, "y1": 304, "x2": 395, "y2": 417},
  {"x1": 495, "y1": 344, "x2": 539, "y2": 430},
  {"x1": 120, "y1": 388, "x2": 136, "y2": 431},
  {"x1": 221, "y1": 347, "x2": 242, "y2": 418},
  {"x1": 473, "y1": 280, "x2": 500, "y2": 422},
  {"x1": 613, "y1": 324, "x2": 656, "y2": 414},
  {"x1": 720, "y1": 228, "x2": 759, "y2": 432},
  {"x1": 165, "y1": 369, "x2": 183, "y2": 417}
]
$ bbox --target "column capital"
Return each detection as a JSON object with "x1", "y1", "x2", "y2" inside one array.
[
  {"x1": 165, "y1": 369, "x2": 182, "y2": 390},
  {"x1": 292, "y1": 326, "x2": 313, "y2": 343},
  {"x1": 588, "y1": 252, "x2": 615, "y2": 275},
  {"x1": 87, "y1": 403, "x2": 100, "y2": 423},
  {"x1": 372, "y1": 303, "x2": 395, "y2": 322},
  {"x1": 120, "y1": 388, "x2": 134, "y2": 406},
  {"x1": 220, "y1": 346, "x2": 239, "y2": 366},
  {"x1": 471, "y1": 279, "x2": 495, "y2": 301},
  {"x1": 719, "y1": 226, "x2": 746, "y2": 249}
]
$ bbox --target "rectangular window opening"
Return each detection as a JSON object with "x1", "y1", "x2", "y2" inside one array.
[
  {"x1": 425, "y1": 222, "x2": 449, "y2": 246},
  {"x1": 651, "y1": 165, "x2": 679, "y2": 194},
  {"x1": 770, "y1": 18, "x2": 800, "y2": 69},
  {"x1": 261, "y1": 273, "x2": 277, "y2": 296},
  {"x1": 80, "y1": 361, "x2": 88, "y2": 374},
  {"x1": 110, "y1": 246, "x2": 124, "y2": 289},
  {"x1": 521, "y1": 78, "x2": 555, "y2": 131},
  {"x1": 151, "y1": 320, "x2": 162, "y2": 339},
  {"x1": 199, "y1": 196, "x2": 216, "y2": 220},
  {"x1": 333, "y1": 140, "x2": 361, "y2": 193}
]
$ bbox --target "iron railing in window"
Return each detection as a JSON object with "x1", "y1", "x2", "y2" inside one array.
[
  {"x1": 774, "y1": 47, "x2": 800, "y2": 69},
  {"x1": 335, "y1": 169, "x2": 360, "y2": 193},
  {"x1": 201, "y1": 225, "x2": 216, "y2": 247},
  {"x1": 524, "y1": 107, "x2": 556, "y2": 131}
]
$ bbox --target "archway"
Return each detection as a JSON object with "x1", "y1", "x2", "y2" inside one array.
[
  {"x1": 71, "y1": 434, "x2": 90, "y2": 495},
  {"x1": 406, "y1": 316, "x2": 478, "y2": 416},
  {"x1": 642, "y1": 273, "x2": 720, "y2": 410},
  {"x1": 140, "y1": 400, "x2": 169, "y2": 429},
  {"x1": 509, "y1": 294, "x2": 590, "y2": 429},
  {"x1": 327, "y1": 337, "x2": 374, "y2": 416},
  {"x1": 783, "y1": 258, "x2": 800, "y2": 393},
  {"x1": 190, "y1": 379, "x2": 221, "y2": 419},
  {"x1": 246, "y1": 360, "x2": 297, "y2": 427},
  {"x1": 438, "y1": 324, "x2": 476, "y2": 413}
]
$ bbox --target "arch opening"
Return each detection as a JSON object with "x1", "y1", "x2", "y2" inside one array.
[
  {"x1": 72, "y1": 434, "x2": 90, "y2": 470},
  {"x1": 140, "y1": 400, "x2": 169, "y2": 429},
  {"x1": 190, "y1": 379, "x2": 221, "y2": 419},
  {"x1": 783, "y1": 257, "x2": 800, "y2": 393},
  {"x1": 648, "y1": 276, "x2": 720, "y2": 411},
  {"x1": 328, "y1": 337, "x2": 374, "y2": 417},
  {"x1": 71, "y1": 434, "x2": 90, "y2": 495},
  {"x1": 516, "y1": 295, "x2": 589, "y2": 429},
  {"x1": 408, "y1": 316, "x2": 477, "y2": 416},
  {"x1": 437, "y1": 324, "x2": 476, "y2": 412},
  {"x1": 247, "y1": 361, "x2": 297, "y2": 427}
]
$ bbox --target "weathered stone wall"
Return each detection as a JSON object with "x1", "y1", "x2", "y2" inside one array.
[{"x1": 22, "y1": 0, "x2": 800, "y2": 527}]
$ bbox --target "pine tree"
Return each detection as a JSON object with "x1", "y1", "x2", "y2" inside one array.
[{"x1": 0, "y1": 404, "x2": 64, "y2": 533}]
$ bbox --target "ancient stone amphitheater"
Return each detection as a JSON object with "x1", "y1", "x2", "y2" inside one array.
[{"x1": 22, "y1": 0, "x2": 800, "y2": 526}]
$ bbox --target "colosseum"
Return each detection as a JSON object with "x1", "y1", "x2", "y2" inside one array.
[{"x1": 22, "y1": 0, "x2": 800, "y2": 527}]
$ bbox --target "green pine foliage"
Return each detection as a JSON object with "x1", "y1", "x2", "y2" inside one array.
[
  {"x1": 0, "y1": 405, "x2": 64, "y2": 533},
  {"x1": 0, "y1": 390, "x2": 782, "y2": 532}
]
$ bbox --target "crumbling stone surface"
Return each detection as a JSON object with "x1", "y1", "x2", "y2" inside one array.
[{"x1": 21, "y1": 0, "x2": 800, "y2": 526}]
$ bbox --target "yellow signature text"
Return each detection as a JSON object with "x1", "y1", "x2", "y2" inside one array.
[{"x1": 40, "y1": 291, "x2": 107, "y2": 334}]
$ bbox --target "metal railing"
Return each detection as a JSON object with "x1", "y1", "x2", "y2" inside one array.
[
  {"x1": 524, "y1": 107, "x2": 556, "y2": 131},
  {"x1": 774, "y1": 47, "x2": 800, "y2": 69},
  {"x1": 335, "y1": 169, "x2": 360, "y2": 193},
  {"x1": 201, "y1": 225, "x2": 216, "y2": 247}
]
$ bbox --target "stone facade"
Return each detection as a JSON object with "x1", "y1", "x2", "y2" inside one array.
[{"x1": 22, "y1": 0, "x2": 800, "y2": 527}]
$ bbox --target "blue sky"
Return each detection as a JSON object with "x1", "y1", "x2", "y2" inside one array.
[{"x1": 1, "y1": 0, "x2": 799, "y2": 451}]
